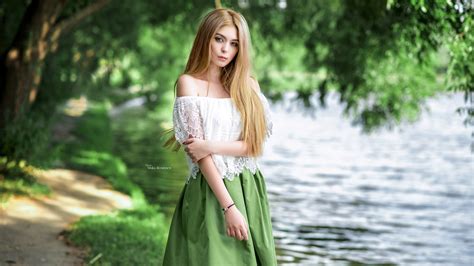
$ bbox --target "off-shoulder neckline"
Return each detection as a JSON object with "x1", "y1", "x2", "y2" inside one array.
[
  {"x1": 176, "y1": 91, "x2": 265, "y2": 100},
  {"x1": 175, "y1": 96, "x2": 232, "y2": 100}
]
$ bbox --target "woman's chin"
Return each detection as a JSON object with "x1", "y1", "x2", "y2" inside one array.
[{"x1": 214, "y1": 61, "x2": 228, "y2": 67}]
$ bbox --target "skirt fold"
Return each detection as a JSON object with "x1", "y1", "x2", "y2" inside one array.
[{"x1": 162, "y1": 168, "x2": 277, "y2": 266}]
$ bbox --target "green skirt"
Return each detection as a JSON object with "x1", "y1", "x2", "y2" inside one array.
[{"x1": 162, "y1": 168, "x2": 278, "y2": 266}]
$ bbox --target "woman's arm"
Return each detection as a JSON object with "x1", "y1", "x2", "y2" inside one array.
[
  {"x1": 208, "y1": 140, "x2": 248, "y2": 157},
  {"x1": 198, "y1": 154, "x2": 249, "y2": 241},
  {"x1": 183, "y1": 138, "x2": 249, "y2": 162},
  {"x1": 198, "y1": 155, "x2": 234, "y2": 208}
]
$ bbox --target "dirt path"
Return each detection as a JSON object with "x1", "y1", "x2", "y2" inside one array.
[{"x1": 0, "y1": 169, "x2": 133, "y2": 266}]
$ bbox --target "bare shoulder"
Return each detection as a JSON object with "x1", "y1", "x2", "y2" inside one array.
[
  {"x1": 176, "y1": 74, "x2": 198, "y2": 97},
  {"x1": 250, "y1": 76, "x2": 262, "y2": 94}
]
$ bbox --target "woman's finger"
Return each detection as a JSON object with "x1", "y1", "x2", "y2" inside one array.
[
  {"x1": 234, "y1": 228, "x2": 243, "y2": 240},
  {"x1": 241, "y1": 228, "x2": 248, "y2": 240},
  {"x1": 238, "y1": 228, "x2": 246, "y2": 240},
  {"x1": 183, "y1": 137, "x2": 194, "y2": 145}
]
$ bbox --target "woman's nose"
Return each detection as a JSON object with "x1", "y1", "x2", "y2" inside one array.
[{"x1": 221, "y1": 42, "x2": 229, "y2": 52}]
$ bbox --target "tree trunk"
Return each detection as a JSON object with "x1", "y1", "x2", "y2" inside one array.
[
  {"x1": 0, "y1": 0, "x2": 67, "y2": 128},
  {"x1": 0, "y1": 0, "x2": 110, "y2": 129}
]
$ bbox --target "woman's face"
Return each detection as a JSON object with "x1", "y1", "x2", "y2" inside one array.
[{"x1": 210, "y1": 25, "x2": 239, "y2": 68}]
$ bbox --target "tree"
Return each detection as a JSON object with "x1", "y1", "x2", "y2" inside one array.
[
  {"x1": 0, "y1": 0, "x2": 110, "y2": 129},
  {"x1": 237, "y1": 0, "x2": 473, "y2": 133}
]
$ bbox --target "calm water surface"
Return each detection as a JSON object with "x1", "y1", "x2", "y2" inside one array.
[
  {"x1": 112, "y1": 92, "x2": 473, "y2": 265},
  {"x1": 261, "y1": 92, "x2": 473, "y2": 265}
]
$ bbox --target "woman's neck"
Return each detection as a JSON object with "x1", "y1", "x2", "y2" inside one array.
[{"x1": 207, "y1": 63, "x2": 221, "y2": 83}]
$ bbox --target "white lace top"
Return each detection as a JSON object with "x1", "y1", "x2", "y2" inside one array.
[{"x1": 173, "y1": 91, "x2": 273, "y2": 183}]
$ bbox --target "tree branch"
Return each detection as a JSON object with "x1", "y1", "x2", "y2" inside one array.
[{"x1": 49, "y1": 0, "x2": 111, "y2": 43}]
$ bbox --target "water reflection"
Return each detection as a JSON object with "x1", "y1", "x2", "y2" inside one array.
[
  {"x1": 111, "y1": 107, "x2": 187, "y2": 219},
  {"x1": 262, "y1": 92, "x2": 473, "y2": 265}
]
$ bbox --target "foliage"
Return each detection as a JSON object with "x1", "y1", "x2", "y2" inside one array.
[
  {"x1": 0, "y1": 107, "x2": 58, "y2": 167},
  {"x1": 52, "y1": 100, "x2": 173, "y2": 264},
  {"x1": 232, "y1": 0, "x2": 473, "y2": 131},
  {"x1": 1, "y1": 0, "x2": 472, "y2": 174},
  {"x1": 0, "y1": 161, "x2": 51, "y2": 205},
  {"x1": 60, "y1": 101, "x2": 146, "y2": 206},
  {"x1": 68, "y1": 206, "x2": 168, "y2": 265}
]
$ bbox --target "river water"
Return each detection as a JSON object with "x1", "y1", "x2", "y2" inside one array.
[
  {"x1": 261, "y1": 92, "x2": 473, "y2": 265},
  {"x1": 112, "y1": 92, "x2": 473, "y2": 265}
]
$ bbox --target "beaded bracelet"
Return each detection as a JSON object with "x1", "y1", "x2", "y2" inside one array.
[{"x1": 222, "y1": 203, "x2": 235, "y2": 213}]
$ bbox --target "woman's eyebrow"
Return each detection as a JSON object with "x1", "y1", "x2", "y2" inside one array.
[{"x1": 216, "y1": 33, "x2": 239, "y2": 42}]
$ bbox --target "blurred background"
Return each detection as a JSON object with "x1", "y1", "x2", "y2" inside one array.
[{"x1": 0, "y1": 0, "x2": 472, "y2": 265}]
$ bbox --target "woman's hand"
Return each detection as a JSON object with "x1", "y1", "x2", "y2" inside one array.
[
  {"x1": 183, "y1": 134, "x2": 212, "y2": 163},
  {"x1": 224, "y1": 206, "x2": 249, "y2": 241}
]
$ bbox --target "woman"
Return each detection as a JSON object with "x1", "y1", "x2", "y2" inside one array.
[{"x1": 162, "y1": 7, "x2": 277, "y2": 266}]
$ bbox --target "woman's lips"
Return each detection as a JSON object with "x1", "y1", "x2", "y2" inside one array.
[{"x1": 218, "y1": 56, "x2": 227, "y2": 61}]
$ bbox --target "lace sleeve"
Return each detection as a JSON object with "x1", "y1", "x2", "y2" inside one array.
[
  {"x1": 258, "y1": 92, "x2": 273, "y2": 138},
  {"x1": 173, "y1": 97, "x2": 204, "y2": 144}
]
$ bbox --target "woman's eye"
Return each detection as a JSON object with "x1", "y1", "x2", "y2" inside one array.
[
  {"x1": 215, "y1": 37, "x2": 222, "y2": 42},
  {"x1": 232, "y1": 42, "x2": 238, "y2": 47}
]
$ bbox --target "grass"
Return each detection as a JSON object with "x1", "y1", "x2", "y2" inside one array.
[
  {"x1": 61, "y1": 101, "x2": 146, "y2": 206},
  {"x1": 0, "y1": 160, "x2": 51, "y2": 207},
  {"x1": 0, "y1": 177, "x2": 51, "y2": 206},
  {"x1": 58, "y1": 100, "x2": 168, "y2": 265},
  {"x1": 1, "y1": 99, "x2": 170, "y2": 264},
  {"x1": 67, "y1": 206, "x2": 168, "y2": 266}
]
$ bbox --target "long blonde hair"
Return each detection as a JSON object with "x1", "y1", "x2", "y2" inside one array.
[{"x1": 164, "y1": 8, "x2": 267, "y2": 157}]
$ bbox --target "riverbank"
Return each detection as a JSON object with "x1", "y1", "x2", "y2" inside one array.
[
  {"x1": 1, "y1": 98, "x2": 171, "y2": 265},
  {"x1": 0, "y1": 168, "x2": 133, "y2": 265}
]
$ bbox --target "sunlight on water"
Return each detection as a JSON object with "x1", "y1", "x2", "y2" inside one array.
[{"x1": 260, "y1": 92, "x2": 473, "y2": 265}]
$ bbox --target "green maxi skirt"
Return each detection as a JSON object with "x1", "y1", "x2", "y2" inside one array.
[{"x1": 162, "y1": 168, "x2": 278, "y2": 266}]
